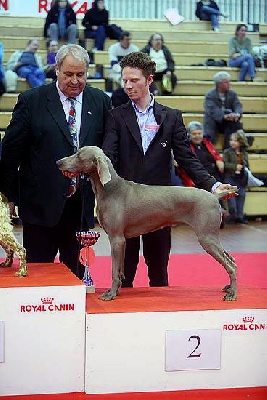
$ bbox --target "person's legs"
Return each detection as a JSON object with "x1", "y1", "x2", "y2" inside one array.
[
  {"x1": 122, "y1": 236, "x2": 141, "y2": 287},
  {"x1": 28, "y1": 67, "x2": 46, "y2": 88},
  {"x1": 23, "y1": 222, "x2": 59, "y2": 263},
  {"x1": 57, "y1": 191, "x2": 89, "y2": 279},
  {"x1": 67, "y1": 24, "x2": 77, "y2": 44},
  {"x1": 229, "y1": 56, "x2": 248, "y2": 81},
  {"x1": 16, "y1": 65, "x2": 31, "y2": 80},
  {"x1": 210, "y1": 14, "x2": 219, "y2": 30},
  {"x1": 245, "y1": 55, "x2": 256, "y2": 79},
  {"x1": 94, "y1": 25, "x2": 106, "y2": 50},
  {"x1": 48, "y1": 23, "x2": 59, "y2": 41},
  {"x1": 235, "y1": 186, "x2": 246, "y2": 220},
  {"x1": 143, "y1": 227, "x2": 171, "y2": 287}
]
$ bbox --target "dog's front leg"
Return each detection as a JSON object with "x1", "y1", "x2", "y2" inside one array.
[{"x1": 99, "y1": 235, "x2": 126, "y2": 301}]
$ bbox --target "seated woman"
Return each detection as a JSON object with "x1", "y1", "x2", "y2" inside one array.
[
  {"x1": 229, "y1": 24, "x2": 256, "y2": 82},
  {"x1": 195, "y1": 1, "x2": 227, "y2": 32},
  {"x1": 82, "y1": 0, "x2": 109, "y2": 51},
  {"x1": 179, "y1": 121, "x2": 224, "y2": 185},
  {"x1": 141, "y1": 33, "x2": 177, "y2": 95},
  {"x1": 44, "y1": 0, "x2": 77, "y2": 45},
  {"x1": 178, "y1": 121, "x2": 226, "y2": 227}
]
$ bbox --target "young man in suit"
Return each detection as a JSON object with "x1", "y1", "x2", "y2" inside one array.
[
  {"x1": 102, "y1": 51, "x2": 236, "y2": 288},
  {"x1": 1, "y1": 44, "x2": 111, "y2": 278}
]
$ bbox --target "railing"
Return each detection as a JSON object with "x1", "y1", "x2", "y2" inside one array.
[{"x1": 107, "y1": 0, "x2": 266, "y2": 24}]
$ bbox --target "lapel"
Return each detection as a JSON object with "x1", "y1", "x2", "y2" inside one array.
[
  {"x1": 121, "y1": 102, "x2": 143, "y2": 152},
  {"x1": 79, "y1": 87, "x2": 95, "y2": 147},
  {"x1": 47, "y1": 83, "x2": 74, "y2": 147},
  {"x1": 120, "y1": 101, "x2": 168, "y2": 153}
]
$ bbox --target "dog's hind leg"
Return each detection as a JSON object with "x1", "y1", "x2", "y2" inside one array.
[
  {"x1": 0, "y1": 240, "x2": 14, "y2": 268},
  {"x1": 14, "y1": 242, "x2": 27, "y2": 277},
  {"x1": 99, "y1": 234, "x2": 126, "y2": 301},
  {"x1": 197, "y1": 234, "x2": 237, "y2": 301}
]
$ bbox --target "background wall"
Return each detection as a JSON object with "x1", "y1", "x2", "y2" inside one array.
[{"x1": 0, "y1": 0, "x2": 266, "y2": 24}]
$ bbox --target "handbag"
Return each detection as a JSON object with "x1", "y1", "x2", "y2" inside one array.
[{"x1": 245, "y1": 167, "x2": 264, "y2": 187}]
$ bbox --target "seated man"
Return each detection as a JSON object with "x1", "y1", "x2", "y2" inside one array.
[
  {"x1": 44, "y1": 40, "x2": 58, "y2": 80},
  {"x1": 108, "y1": 31, "x2": 139, "y2": 86},
  {"x1": 203, "y1": 71, "x2": 243, "y2": 149},
  {"x1": 5, "y1": 38, "x2": 45, "y2": 91}
]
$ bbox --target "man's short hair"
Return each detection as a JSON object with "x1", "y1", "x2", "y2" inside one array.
[
  {"x1": 120, "y1": 51, "x2": 156, "y2": 78},
  {"x1": 213, "y1": 71, "x2": 231, "y2": 83},
  {"x1": 120, "y1": 31, "x2": 131, "y2": 41}
]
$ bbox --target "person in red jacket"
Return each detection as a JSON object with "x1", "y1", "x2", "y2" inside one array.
[
  {"x1": 178, "y1": 121, "x2": 226, "y2": 227},
  {"x1": 178, "y1": 120, "x2": 224, "y2": 186}
]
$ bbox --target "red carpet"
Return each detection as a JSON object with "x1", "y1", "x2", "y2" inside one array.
[
  {"x1": 1, "y1": 387, "x2": 267, "y2": 399},
  {"x1": 89, "y1": 252, "x2": 267, "y2": 289}
]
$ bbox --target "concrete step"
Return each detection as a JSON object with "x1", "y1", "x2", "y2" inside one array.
[
  {"x1": 156, "y1": 96, "x2": 267, "y2": 114},
  {"x1": 173, "y1": 81, "x2": 267, "y2": 96}
]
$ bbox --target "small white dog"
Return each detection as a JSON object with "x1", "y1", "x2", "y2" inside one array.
[{"x1": 0, "y1": 193, "x2": 27, "y2": 277}]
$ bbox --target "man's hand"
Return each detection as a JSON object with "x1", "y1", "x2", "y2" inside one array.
[{"x1": 215, "y1": 184, "x2": 238, "y2": 200}]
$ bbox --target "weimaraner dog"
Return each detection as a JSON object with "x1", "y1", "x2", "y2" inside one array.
[{"x1": 57, "y1": 146, "x2": 237, "y2": 302}]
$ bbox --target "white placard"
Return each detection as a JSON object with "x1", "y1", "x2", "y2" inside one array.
[
  {"x1": 0, "y1": 321, "x2": 5, "y2": 363},
  {"x1": 165, "y1": 329, "x2": 221, "y2": 371}
]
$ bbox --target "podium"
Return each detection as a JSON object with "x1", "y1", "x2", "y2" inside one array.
[
  {"x1": 85, "y1": 286, "x2": 267, "y2": 394},
  {"x1": 0, "y1": 263, "x2": 86, "y2": 396}
]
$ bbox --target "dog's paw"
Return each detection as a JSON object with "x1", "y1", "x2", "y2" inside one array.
[
  {"x1": 15, "y1": 267, "x2": 27, "y2": 277},
  {"x1": 223, "y1": 292, "x2": 237, "y2": 301},
  {"x1": 99, "y1": 289, "x2": 117, "y2": 301},
  {"x1": 222, "y1": 284, "x2": 232, "y2": 293}
]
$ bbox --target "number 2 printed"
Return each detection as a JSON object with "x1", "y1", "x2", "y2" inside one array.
[{"x1": 187, "y1": 335, "x2": 201, "y2": 358}]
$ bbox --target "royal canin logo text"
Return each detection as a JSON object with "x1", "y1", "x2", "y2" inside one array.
[{"x1": 20, "y1": 297, "x2": 75, "y2": 313}]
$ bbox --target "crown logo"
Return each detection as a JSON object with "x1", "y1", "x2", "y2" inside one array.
[
  {"x1": 41, "y1": 297, "x2": 54, "y2": 305},
  {"x1": 243, "y1": 316, "x2": 254, "y2": 323}
]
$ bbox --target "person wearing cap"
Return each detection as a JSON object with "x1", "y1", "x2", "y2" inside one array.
[{"x1": 203, "y1": 71, "x2": 243, "y2": 149}]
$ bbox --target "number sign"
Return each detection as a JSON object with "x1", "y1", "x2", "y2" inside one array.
[{"x1": 165, "y1": 329, "x2": 221, "y2": 371}]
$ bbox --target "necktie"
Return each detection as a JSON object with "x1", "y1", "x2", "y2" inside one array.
[{"x1": 67, "y1": 97, "x2": 78, "y2": 197}]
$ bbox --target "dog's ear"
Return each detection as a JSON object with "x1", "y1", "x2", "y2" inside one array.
[{"x1": 96, "y1": 154, "x2": 111, "y2": 186}]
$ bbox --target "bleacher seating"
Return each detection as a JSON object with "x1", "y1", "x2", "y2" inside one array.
[{"x1": 0, "y1": 16, "x2": 266, "y2": 217}]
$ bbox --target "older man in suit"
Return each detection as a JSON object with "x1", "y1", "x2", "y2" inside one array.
[
  {"x1": 1, "y1": 44, "x2": 111, "y2": 278},
  {"x1": 204, "y1": 71, "x2": 243, "y2": 149},
  {"x1": 102, "y1": 52, "x2": 236, "y2": 288}
]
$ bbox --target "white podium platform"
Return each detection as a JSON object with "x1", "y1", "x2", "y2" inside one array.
[
  {"x1": 85, "y1": 286, "x2": 267, "y2": 394},
  {"x1": 0, "y1": 263, "x2": 86, "y2": 396}
]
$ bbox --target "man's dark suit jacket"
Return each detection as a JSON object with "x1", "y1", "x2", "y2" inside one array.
[
  {"x1": 1, "y1": 82, "x2": 111, "y2": 227},
  {"x1": 103, "y1": 101, "x2": 216, "y2": 190}
]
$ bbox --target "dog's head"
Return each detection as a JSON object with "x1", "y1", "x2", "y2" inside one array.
[{"x1": 57, "y1": 146, "x2": 111, "y2": 186}]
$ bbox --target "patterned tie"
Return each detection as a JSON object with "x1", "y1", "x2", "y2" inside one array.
[{"x1": 67, "y1": 97, "x2": 78, "y2": 197}]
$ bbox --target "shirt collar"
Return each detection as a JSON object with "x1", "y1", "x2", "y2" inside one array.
[
  {"x1": 131, "y1": 94, "x2": 154, "y2": 114},
  {"x1": 56, "y1": 81, "x2": 83, "y2": 105}
]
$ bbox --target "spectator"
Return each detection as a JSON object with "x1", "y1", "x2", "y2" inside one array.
[
  {"x1": 102, "y1": 51, "x2": 236, "y2": 289},
  {"x1": 44, "y1": 40, "x2": 58, "y2": 80},
  {"x1": 82, "y1": 0, "x2": 109, "y2": 51},
  {"x1": 179, "y1": 121, "x2": 224, "y2": 186},
  {"x1": 223, "y1": 130, "x2": 249, "y2": 224},
  {"x1": 229, "y1": 24, "x2": 256, "y2": 82},
  {"x1": 5, "y1": 39, "x2": 45, "y2": 91},
  {"x1": 111, "y1": 85, "x2": 129, "y2": 108},
  {"x1": 1, "y1": 44, "x2": 111, "y2": 279},
  {"x1": 44, "y1": 0, "x2": 77, "y2": 45},
  {"x1": 195, "y1": 1, "x2": 228, "y2": 32},
  {"x1": 141, "y1": 33, "x2": 177, "y2": 95},
  {"x1": 108, "y1": 31, "x2": 139, "y2": 86},
  {"x1": 0, "y1": 42, "x2": 6, "y2": 96},
  {"x1": 204, "y1": 71, "x2": 243, "y2": 149}
]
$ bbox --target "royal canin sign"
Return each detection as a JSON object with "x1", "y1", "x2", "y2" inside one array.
[
  {"x1": 223, "y1": 316, "x2": 266, "y2": 331},
  {"x1": 20, "y1": 297, "x2": 75, "y2": 313}
]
